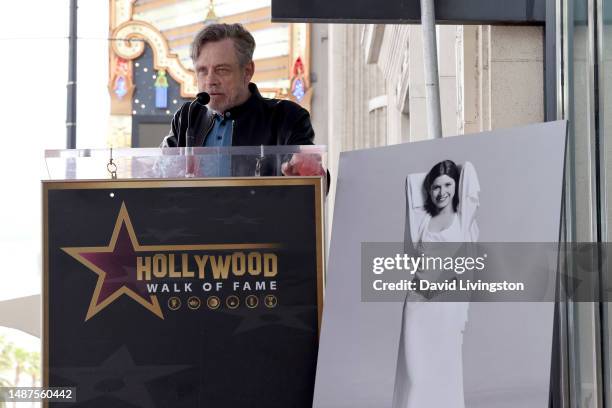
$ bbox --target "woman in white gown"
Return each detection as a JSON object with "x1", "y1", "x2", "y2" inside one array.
[{"x1": 392, "y1": 160, "x2": 480, "y2": 408}]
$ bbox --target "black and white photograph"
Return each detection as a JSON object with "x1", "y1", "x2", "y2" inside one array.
[
  {"x1": 314, "y1": 121, "x2": 566, "y2": 408},
  {"x1": 392, "y1": 159, "x2": 480, "y2": 408}
]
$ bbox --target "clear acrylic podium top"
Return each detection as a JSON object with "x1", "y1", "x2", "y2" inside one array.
[{"x1": 44, "y1": 145, "x2": 327, "y2": 180}]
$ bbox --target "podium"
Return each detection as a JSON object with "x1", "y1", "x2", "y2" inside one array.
[{"x1": 42, "y1": 146, "x2": 326, "y2": 407}]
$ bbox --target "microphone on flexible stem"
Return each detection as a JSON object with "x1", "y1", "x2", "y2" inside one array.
[
  {"x1": 186, "y1": 91, "x2": 211, "y2": 148},
  {"x1": 185, "y1": 91, "x2": 210, "y2": 177}
]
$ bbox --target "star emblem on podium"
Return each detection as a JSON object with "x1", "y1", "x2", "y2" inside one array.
[
  {"x1": 62, "y1": 201, "x2": 282, "y2": 321},
  {"x1": 62, "y1": 202, "x2": 164, "y2": 321}
]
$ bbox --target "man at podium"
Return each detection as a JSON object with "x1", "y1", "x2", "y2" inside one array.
[{"x1": 161, "y1": 23, "x2": 321, "y2": 177}]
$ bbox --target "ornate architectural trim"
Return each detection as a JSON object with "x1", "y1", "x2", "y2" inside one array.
[
  {"x1": 109, "y1": 0, "x2": 312, "y2": 109},
  {"x1": 111, "y1": 20, "x2": 197, "y2": 98},
  {"x1": 112, "y1": 0, "x2": 134, "y2": 27}
]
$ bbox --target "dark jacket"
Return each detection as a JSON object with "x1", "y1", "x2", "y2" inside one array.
[{"x1": 162, "y1": 83, "x2": 315, "y2": 147}]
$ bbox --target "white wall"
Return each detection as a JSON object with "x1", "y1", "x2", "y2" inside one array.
[
  {"x1": 0, "y1": 1, "x2": 70, "y2": 301},
  {"x1": 0, "y1": 0, "x2": 109, "y2": 323},
  {"x1": 76, "y1": 0, "x2": 111, "y2": 148}
]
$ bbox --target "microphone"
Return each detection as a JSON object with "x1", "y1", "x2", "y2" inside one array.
[
  {"x1": 195, "y1": 91, "x2": 210, "y2": 106},
  {"x1": 186, "y1": 91, "x2": 210, "y2": 147}
]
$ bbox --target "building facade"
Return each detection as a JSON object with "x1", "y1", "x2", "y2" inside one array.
[
  {"x1": 309, "y1": 0, "x2": 612, "y2": 403},
  {"x1": 106, "y1": 0, "x2": 311, "y2": 148}
]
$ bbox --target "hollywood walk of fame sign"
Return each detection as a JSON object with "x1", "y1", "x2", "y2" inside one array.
[{"x1": 43, "y1": 178, "x2": 324, "y2": 408}]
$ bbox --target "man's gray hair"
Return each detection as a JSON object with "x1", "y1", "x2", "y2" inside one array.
[{"x1": 191, "y1": 23, "x2": 256, "y2": 66}]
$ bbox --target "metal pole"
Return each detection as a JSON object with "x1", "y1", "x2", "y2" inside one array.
[
  {"x1": 66, "y1": 0, "x2": 77, "y2": 149},
  {"x1": 420, "y1": 0, "x2": 442, "y2": 139}
]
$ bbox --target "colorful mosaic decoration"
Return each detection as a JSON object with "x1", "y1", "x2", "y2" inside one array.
[
  {"x1": 112, "y1": 57, "x2": 131, "y2": 99},
  {"x1": 290, "y1": 57, "x2": 307, "y2": 102},
  {"x1": 154, "y1": 70, "x2": 169, "y2": 108}
]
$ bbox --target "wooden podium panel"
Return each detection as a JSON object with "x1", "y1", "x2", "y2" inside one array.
[{"x1": 43, "y1": 177, "x2": 324, "y2": 408}]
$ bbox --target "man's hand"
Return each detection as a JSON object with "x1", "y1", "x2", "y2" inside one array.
[{"x1": 281, "y1": 153, "x2": 326, "y2": 176}]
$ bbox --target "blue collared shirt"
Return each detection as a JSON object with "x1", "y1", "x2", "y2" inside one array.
[
  {"x1": 201, "y1": 113, "x2": 233, "y2": 176},
  {"x1": 204, "y1": 113, "x2": 233, "y2": 147}
]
